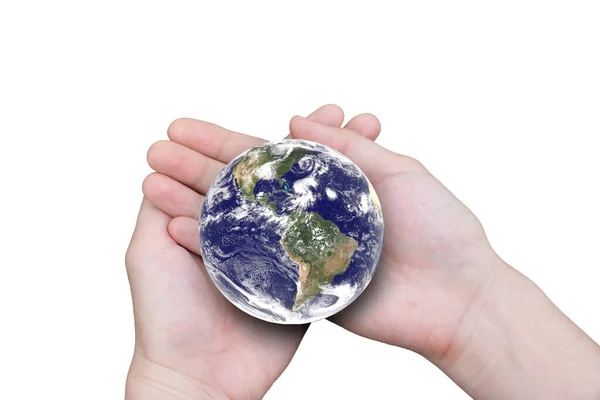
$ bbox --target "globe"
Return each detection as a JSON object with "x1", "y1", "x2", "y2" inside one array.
[{"x1": 199, "y1": 139, "x2": 384, "y2": 324}]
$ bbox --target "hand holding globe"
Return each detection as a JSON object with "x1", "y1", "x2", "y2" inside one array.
[
  {"x1": 200, "y1": 139, "x2": 384, "y2": 324},
  {"x1": 125, "y1": 105, "x2": 600, "y2": 399},
  {"x1": 126, "y1": 105, "x2": 387, "y2": 399},
  {"x1": 126, "y1": 105, "x2": 493, "y2": 398}
]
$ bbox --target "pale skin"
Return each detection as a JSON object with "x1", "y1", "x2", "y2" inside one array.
[{"x1": 125, "y1": 104, "x2": 600, "y2": 399}]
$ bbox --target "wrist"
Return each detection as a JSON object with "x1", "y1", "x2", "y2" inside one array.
[
  {"x1": 434, "y1": 259, "x2": 600, "y2": 399},
  {"x1": 126, "y1": 355, "x2": 229, "y2": 400}
]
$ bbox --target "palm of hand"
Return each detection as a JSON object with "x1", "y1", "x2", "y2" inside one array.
[
  {"x1": 126, "y1": 105, "x2": 383, "y2": 399},
  {"x1": 273, "y1": 115, "x2": 499, "y2": 363},
  {"x1": 127, "y1": 228, "x2": 304, "y2": 399},
  {"x1": 334, "y1": 166, "x2": 497, "y2": 360},
  {"x1": 263, "y1": 116, "x2": 501, "y2": 371}
]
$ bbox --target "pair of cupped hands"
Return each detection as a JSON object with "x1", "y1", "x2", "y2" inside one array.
[{"x1": 124, "y1": 104, "x2": 501, "y2": 399}]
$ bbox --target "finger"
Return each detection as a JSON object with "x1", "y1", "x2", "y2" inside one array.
[
  {"x1": 147, "y1": 140, "x2": 224, "y2": 195},
  {"x1": 306, "y1": 104, "x2": 344, "y2": 127},
  {"x1": 289, "y1": 116, "x2": 415, "y2": 182},
  {"x1": 142, "y1": 172, "x2": 204, "y2": 219},
  {"x1": 127, "y1": 203, "x2": 217, "y2": 329},
  {"x1": 168, "y1": 216, "x2": 201, "y2": 256},
  {"x1": 283, "y1": 104, "x2": 345, "y2": 140},
  {"x1": 168, "y1": 118, "x2": 264, "y2": 164},
  {"x1": 168, "y1": 104, "x2": 346, "y2": 165},
  {"x1": 344, "y1": 113, "x2": 381, "y2": 141}
]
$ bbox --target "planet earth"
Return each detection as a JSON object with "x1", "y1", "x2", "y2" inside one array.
[{"x1": 199, "y1": 139, "x2": 384, "y2": 324}]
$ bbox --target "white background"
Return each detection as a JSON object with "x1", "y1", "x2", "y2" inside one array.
[{"x1": 1, "y1": 1, "x2": 599, "y2": 399}]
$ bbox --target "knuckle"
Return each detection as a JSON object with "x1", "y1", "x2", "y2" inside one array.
[
  {"x1": 125, "y1": 245, "x2": 146, "y2": 271},
  {"x1": 400, "y1": 155, "x2": 425, "y2": 171},
  {"x1": 124, "y1": 247, "x2": 137, "y2": 268}
]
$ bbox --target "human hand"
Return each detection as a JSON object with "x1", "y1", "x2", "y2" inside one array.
[
  {"x1": 124, "y1": 105, "x2": 382, "y2": 399},
  {"x1": 286, "y1": 115, "x2": 498, "y2": 358},
  {"x1": 287, "y1": 116, "x2": 600, "y2": 399}
]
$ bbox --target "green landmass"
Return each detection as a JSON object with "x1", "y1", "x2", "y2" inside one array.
[
  {"x1": 233, "y1": 144, "x2": 356, "y2": 310},
  {"x1": 281, "y1": 211, "x2": 358, "y2": 310},
  {"x1": 232, "y1": 147, "x2": 275, "y2": 201},
  {"x1": 232, "y1": 146, "x2": 312, "y2": 207},
  {"x1": 273, "y1": 147, "x2": 312, "y2": 182}
]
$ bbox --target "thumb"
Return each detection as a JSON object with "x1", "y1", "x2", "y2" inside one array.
[
  {"x1": 125, "y1": 198, "x2": 173, "y2": 269},
  {"x1": 289, "y1": 116, "x2": 415, "y2": 183}
]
